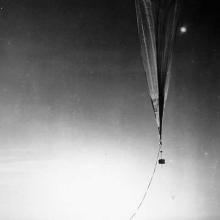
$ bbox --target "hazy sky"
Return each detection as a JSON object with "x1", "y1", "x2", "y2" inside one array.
[{"x1": 0, "y1": 1, "x2": 219, "y2": 220}]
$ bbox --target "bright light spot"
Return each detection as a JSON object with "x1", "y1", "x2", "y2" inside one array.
[{"x1": 180, "y1": 26, "x2": 187, "y2": 33}]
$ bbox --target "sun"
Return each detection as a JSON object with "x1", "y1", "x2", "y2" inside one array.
[{"x1": 180, "y1": 26, "x2": 187, "y2": 33}]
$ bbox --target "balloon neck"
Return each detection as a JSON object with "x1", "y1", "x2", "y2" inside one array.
[{"x1": 159, "y1": 136, "x2": 162, "y2": 147}]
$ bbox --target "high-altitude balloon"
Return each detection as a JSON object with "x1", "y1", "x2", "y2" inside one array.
[{"x1": 135, "y1": 0, "x2": 179, "y2": 146}]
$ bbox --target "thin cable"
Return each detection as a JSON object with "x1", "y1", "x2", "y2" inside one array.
[{"x1": 129, "y1": 142, "x2": 162, "y2": 220}]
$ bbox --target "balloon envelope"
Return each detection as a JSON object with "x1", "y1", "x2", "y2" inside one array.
[{"x1": 135, "y1": 0, "x2": 179, "y2": 141}]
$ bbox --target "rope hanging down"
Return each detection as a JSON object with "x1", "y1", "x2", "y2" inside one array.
[{"x1": 129, "y1": 141, "x2": 163, "y2": 220}]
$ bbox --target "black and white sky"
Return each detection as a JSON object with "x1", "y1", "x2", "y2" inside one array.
[{"x1": 0, "y1": 0, "x2": 219, "y2": 220}]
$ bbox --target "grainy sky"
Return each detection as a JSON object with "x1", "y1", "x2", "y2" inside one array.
[{"x1": 0, "y1": 0, "x2": 219, "y2": 220}]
